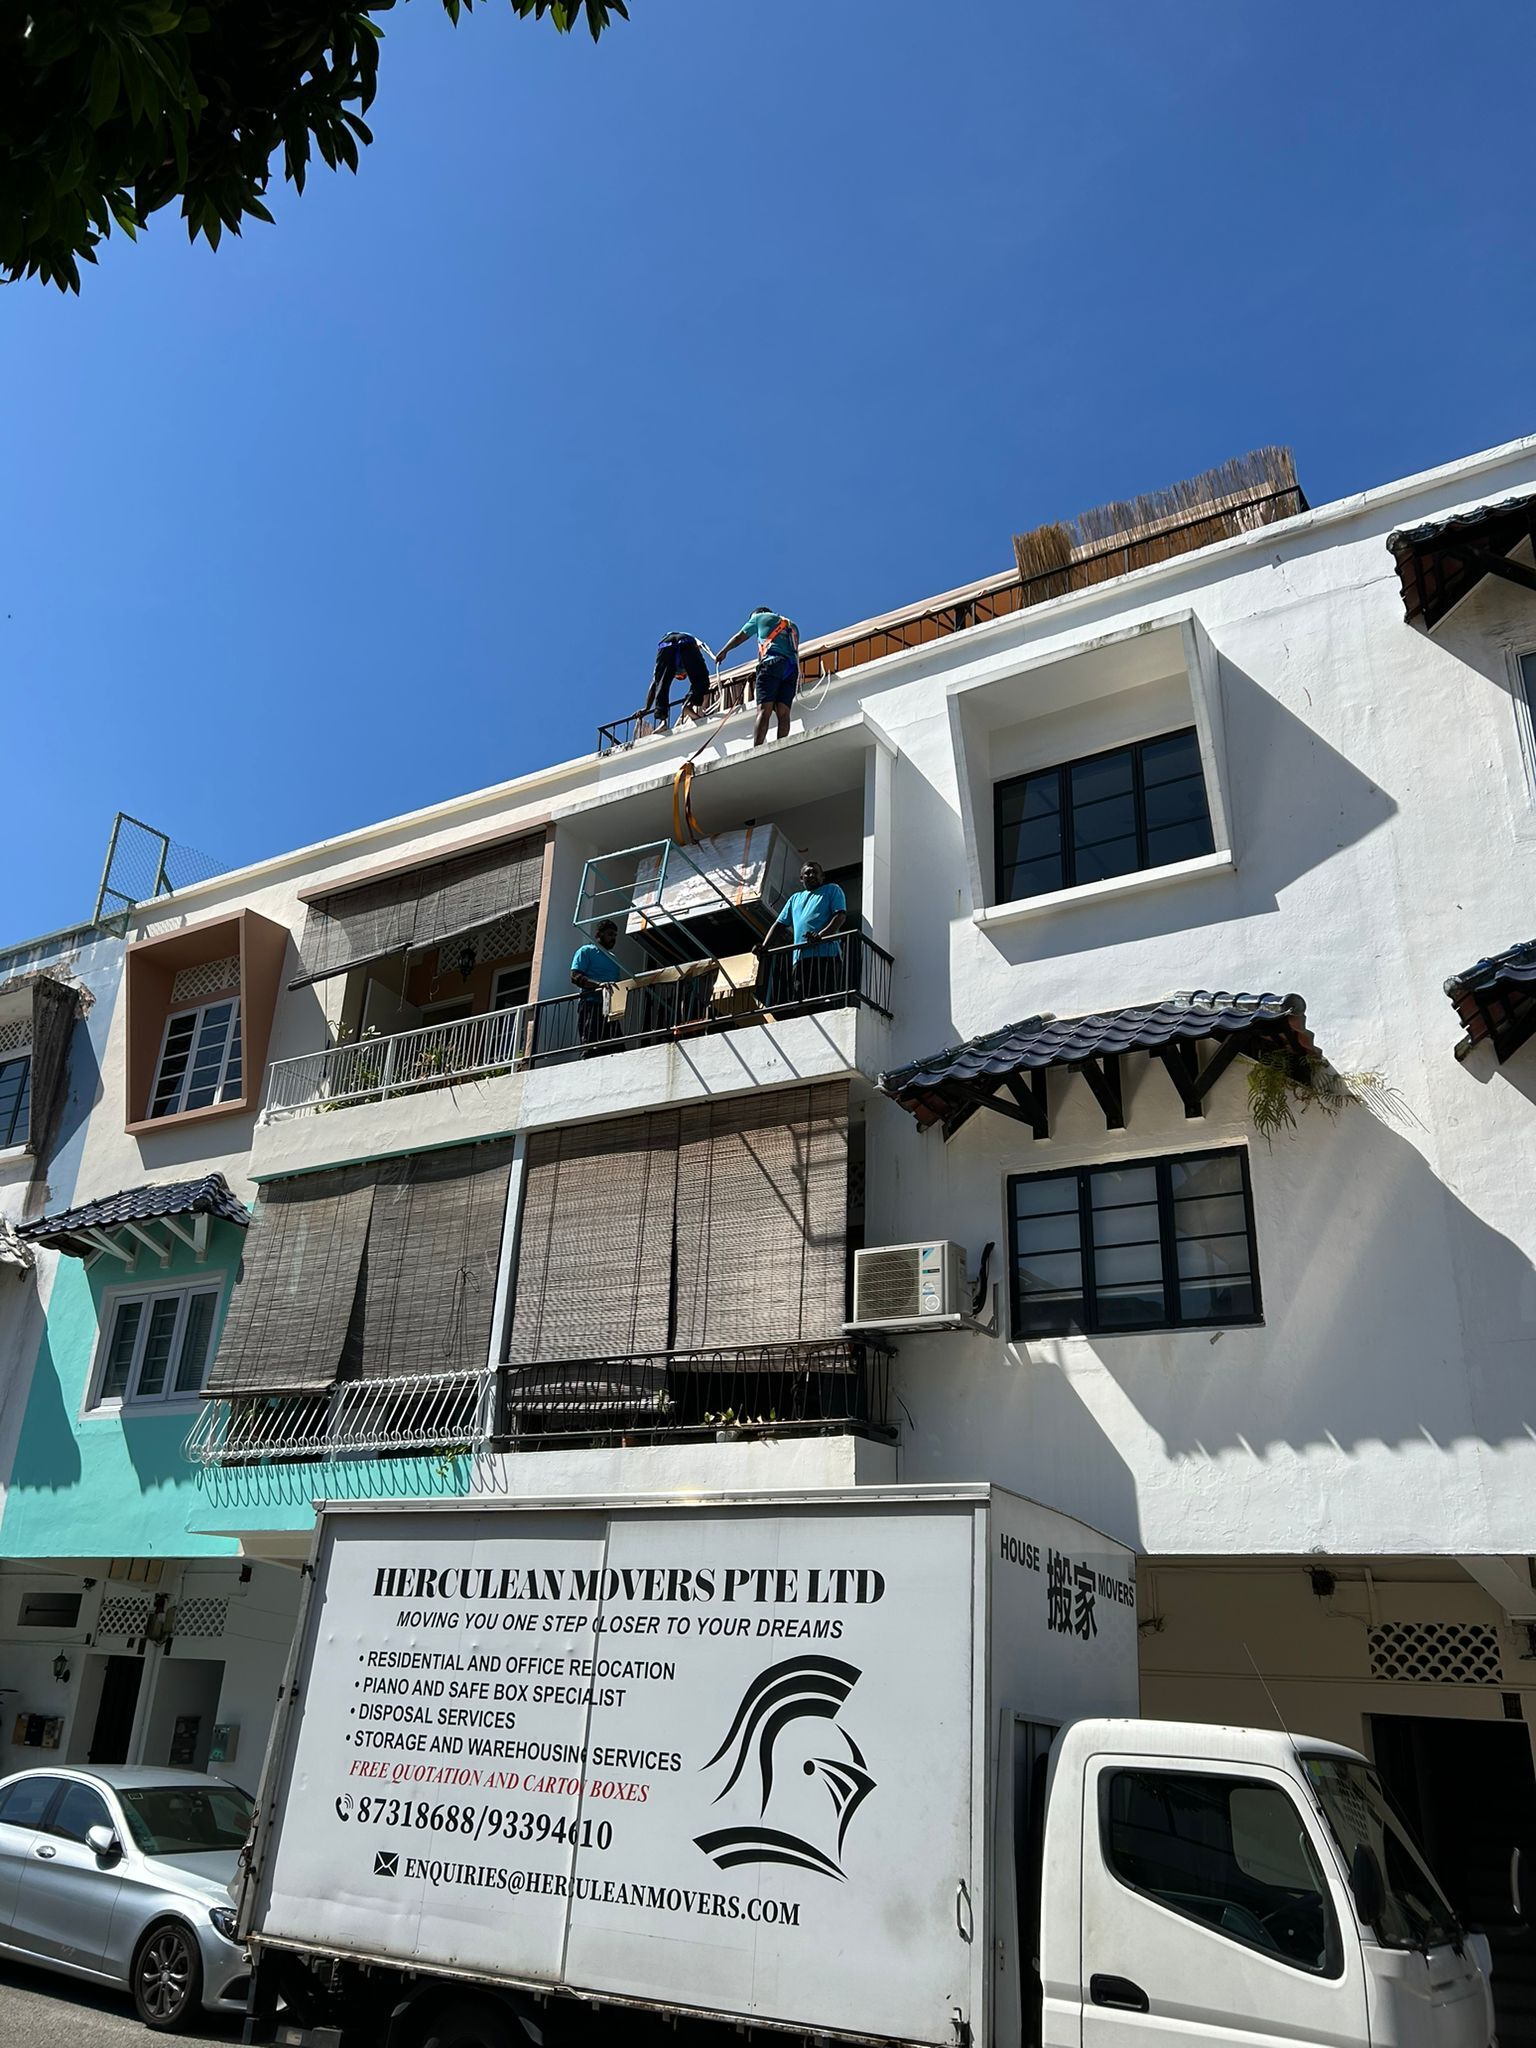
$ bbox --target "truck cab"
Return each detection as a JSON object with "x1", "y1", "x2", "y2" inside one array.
[{"x1": 1031, "y1": 1719, "x2": 1492, "y2": 2048}]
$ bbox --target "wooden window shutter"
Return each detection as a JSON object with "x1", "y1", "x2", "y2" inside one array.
[
  {"x1": 291, "y1": 834, "x2": 545, "y2": 989},
  {"x1": 505, "y1": 1112, "x2": 680, "y2": 1364},
  {"x1": 205, "y1": 1166, "x2": 376, "y2": 1395},
  {"x1": 355, "y1": 1139, "x2": 514, "y2": 1381},
  {"x1": 672, "y1": 1080, "x2": 849, "y2": 1349}
]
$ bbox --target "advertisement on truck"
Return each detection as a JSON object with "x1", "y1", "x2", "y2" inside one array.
[{"x1": 246, "y1": 1491, "x2": 1135, "y2": 2046}]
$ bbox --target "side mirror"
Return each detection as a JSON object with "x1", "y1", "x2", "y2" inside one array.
[
  {"x1": 1350, "y1": 1844, "x2": 1385, "y2": 1929},
  {"x1": 86, "y1": 1824, "x2": 120, "y2": 1859}
]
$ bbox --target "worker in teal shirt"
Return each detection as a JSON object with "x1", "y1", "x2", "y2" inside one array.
[
  {"x1": 571, "y1": 920, "x2": 625, "y2": 1049},
  {"x1": 760, "y1": 862, "x2": 847, "y2": 1003},
  {"x1": 716, "y1": 606, "x2": 800, "y2": 748}
]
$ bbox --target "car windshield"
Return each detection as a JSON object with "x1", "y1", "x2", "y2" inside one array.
[
  {"x1": 1303, "y1": 1756, "x2": 1460, "y2": 1950},
  {"x1": 117, "y1": 1782, "x2": 254, "y2": 1857}
]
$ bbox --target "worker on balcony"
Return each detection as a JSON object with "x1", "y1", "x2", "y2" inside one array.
[
  {"x1": 640, "y1": 631, "x2": 714, "y2": 735},
  {"x1": 759, "y1": 861, "x2": 847, "y2": 1005},
  {"x1": 571, "y1": 920, "x2": 626, "y2": 1052},
  {"x1": 716, "y1": 607, "x2": 800, "y2": 746}
]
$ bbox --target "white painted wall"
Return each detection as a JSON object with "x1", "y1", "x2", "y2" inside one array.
[{"x1": 39, "y1": 431, "x2": 1536, "y2": 1579}]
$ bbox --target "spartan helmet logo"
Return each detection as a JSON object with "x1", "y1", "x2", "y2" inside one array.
[{"x1": 694, "y1": 1655, "x2": 876, "y2": 1881}]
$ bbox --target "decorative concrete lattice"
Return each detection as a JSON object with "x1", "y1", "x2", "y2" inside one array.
[
  {"x1": 174, "y1": 1597, "x2": 229, "y2": 1640},
  {"x1": 436, "y1": 909, "x2": 537, "y2": 978},
  {"x1": 96, "y1": 1596, "x2": 151, "y2": 1638},
  {"x1": 171, "y1": 957, "x2": 240, "y2": 1005},
  {"x1": 0, "y1": 1018, "x2": 31, "y2": 1057},
  {"x1": 1368, "y1": 1621, "x2": 1503, "y2": 1684}
]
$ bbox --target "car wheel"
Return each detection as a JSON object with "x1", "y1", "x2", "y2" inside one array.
[
  {"x1": 419, "y1": 1994, "x2": 522, "y2": 2048},
  {"x1": 132, "y1": 1919, "x2": 204, "y2": 2031}
]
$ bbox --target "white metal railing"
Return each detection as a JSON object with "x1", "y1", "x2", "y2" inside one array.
[
  {"x1": 261, "y1": 1007, "x2": 529, "y2": 1120},
  {"x1": 185, "y1": 1368, "x2": 494, "y2": 1465}
]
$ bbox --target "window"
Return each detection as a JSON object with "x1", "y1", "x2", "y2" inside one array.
[
  {"x1": 493, "y1": 963, "x2": 532, "y2": 1011},
  {"x1": 119, "y1": 1782, "x2": 254, "y2": 1855},
  {"x1": 18, "y1": 1592, "x2": 82, "y2": 1629},
  {"x1": 92, "y1": 1285, "x2": 223, "y2": 1407},
  {"x1": 149, "y1": 1000, "x2": 242, "y2": 1119},
  {"x1": 1303, "y1": 1756, "x2": 1460, "y2": 1951},
  {"x1": 0, "y1": 1054, "x2": 30, "y2": 1147},
  {"x1": 0, "y1": 1776, "x2": 63, "y2": 1829},
  {"x1": 1102, "y1": 1768, "x2": 1339, "y2": 1975},
  {"x1": 46, "y1": 1781, "x2": 113, "y2": 1845},
  {"x1": 994, "y1": 727, "x2": 1215, "y2": 902},
  {"x1": 1009, "y1": 1148, "x2": 1260, "y2": 1337}
]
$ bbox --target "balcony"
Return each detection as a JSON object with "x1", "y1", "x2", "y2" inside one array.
[
  {"x1": 262, "y1": 1007, "x2": 527, "y2": 1121},
  {"x1": 186, "y1": 1340, "x2": 894, "y2": 1467},
  {"x1": 261, "y1": 934, "x2": 892, "y2": 1119},
  {"x1": 522, "y1": 930, "x2": 892, "y2": 1065}
]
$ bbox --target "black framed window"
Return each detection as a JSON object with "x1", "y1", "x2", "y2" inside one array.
[
  {"x1": 994, "y1": 727, "x2": 1215, "y2": 902},
  {"x1": 0, "y1": 1055, "x2": 30, "y2": 1147},
  {"x1": 1009, "y1": 1148, "x2": 1260, "y2": 1336}
]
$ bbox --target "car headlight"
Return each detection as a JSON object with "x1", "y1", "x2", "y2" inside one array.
[{"x1": 208, "y1": 1906, "x2": 240, "y2": 1943}]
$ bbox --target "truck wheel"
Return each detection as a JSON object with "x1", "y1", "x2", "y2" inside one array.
[
  {"x1": 132, "y1": 1919, "x2": 204, "y2": 2031},
  {"x1": 419, "y1": 1996, "x2": 523, "y2": 2048}
]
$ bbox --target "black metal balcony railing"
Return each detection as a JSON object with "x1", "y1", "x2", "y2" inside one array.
[
  {"x1": 524, "y1": 930, "x2": 893, "y2": 1066},
  {"x1": 499, "y1": 1338, "x2": 893, "y2": 1445}
]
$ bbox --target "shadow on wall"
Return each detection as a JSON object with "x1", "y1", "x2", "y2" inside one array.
[
  {"x1": 894, "y1": 1334, "x2": 1146, "y2": 1553},
  {"x1": 3, "y1": 1323, "x2": 83, "y2": 1495},
  {"x1": 1071, "y1": 1104, "x2": 1536, "y2": 1460},
  {"x1": 982, "y1": 657, "x2": 1400, "y2": 970}
]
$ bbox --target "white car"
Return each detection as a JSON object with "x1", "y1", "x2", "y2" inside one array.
[{"x1": 0, "y1": 1763, "x2": 254, "y2": 2030}]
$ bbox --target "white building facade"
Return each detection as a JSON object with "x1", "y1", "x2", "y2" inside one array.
[{"x1": 8, "y1": 431, "x2": 1536, "y2": 2018}]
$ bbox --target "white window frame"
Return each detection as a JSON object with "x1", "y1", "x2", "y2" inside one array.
[
  {"x1": 492, "y1": 963, "x2": 532, "y2": 1011},
  {"x1": 149, "y1": 998, "x2": 243, "y2": 1119},
  {"x1": 1511, "y1": 647, "x2": 1536, "y2": 799},
  {"x1": 85, "y1": 1277, "x2": 225, "y2": 1414}
]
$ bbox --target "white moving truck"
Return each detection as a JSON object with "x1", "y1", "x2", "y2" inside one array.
[{"x1": 236, "y1": 1488, "x2": 1492, "y2": 2048}]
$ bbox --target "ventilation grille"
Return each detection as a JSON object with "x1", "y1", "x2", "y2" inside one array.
[
  {"x1": 436, "y1": 909, "x2": 538, "y2": 977},
  {"x1": 175, "y1": 1597, "x2": 228, "y2": 1640},
  {"x1": 854, "y1": 1247, "x2": 923, "y2": 1321},
  {"x1": 1369, "y1": 1621, "x2": 1503, "y2": 1684},
  {"x1": 0, "y1": 1019, "x2": 31, "y2": 1057},
  {"x1": 97, "y1": 1596, "x2": 151, "y2": 1638},
  {"x1": 171, "y1": 957, "x2": 240, "y2": 1005}
]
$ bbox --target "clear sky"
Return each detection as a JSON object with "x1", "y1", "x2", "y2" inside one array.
[{"x1": 4, "y1": 0, "x2": 1534, "y2": 942}]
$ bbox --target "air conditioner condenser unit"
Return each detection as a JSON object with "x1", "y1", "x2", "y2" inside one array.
[{"x1": 849, "y1": 1241, "x2": 971, "y2": 1331}]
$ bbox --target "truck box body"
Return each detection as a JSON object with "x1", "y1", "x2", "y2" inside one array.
[{"x1": 242, "y1": 1486, "x2": 1138, "y2": 2048}]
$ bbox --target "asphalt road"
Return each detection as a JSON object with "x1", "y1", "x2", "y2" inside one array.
[{"x1": 0, "y1": 1955, "x2": 242, "y2": 2046}]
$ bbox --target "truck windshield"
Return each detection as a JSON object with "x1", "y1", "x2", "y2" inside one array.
[
  {"x1": 118, "y1": 1782, "x2": 254, "y2": 1856},
  {"x1": 1302, "y1": 1757, "x2": 1459, "y2": 1950}
]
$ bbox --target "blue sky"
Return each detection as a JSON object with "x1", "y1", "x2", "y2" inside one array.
[{"x1": 4, "y1": 0, "x2": 1534, "y2": 942}]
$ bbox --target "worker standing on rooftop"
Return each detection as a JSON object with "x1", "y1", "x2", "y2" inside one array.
[
  {"x1": 716, "y1": 606, "x2": 800, "y2": 747},
  {"x1": 640, "y1": 630, "x2": 714, "y2": 734}
]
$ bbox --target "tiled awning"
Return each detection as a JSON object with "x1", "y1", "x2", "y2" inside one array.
[
  {"x1": 880, "y1": 990, "x2": 1315, "y2": 1140},
  {"x1": 1388, "y1": 493, "x2": 1536, "y2": 630},
  {"x1": 18, "y1": 1172, "x2": 248, "y2": 1267},
  {"x1": 1444, "y1": 939, "x2": 1536, "y2": 1062}
]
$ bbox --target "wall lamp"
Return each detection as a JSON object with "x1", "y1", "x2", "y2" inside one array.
[{"x1": 52, "y1": 1653, "x2": 70, "y2": 1684}]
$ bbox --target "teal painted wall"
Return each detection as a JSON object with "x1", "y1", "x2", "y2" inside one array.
[
  {"x1": 1, "y1": 1222, "x2": 246, "y2": 1558},
  {"x1": 2, "y1": 1216, "x2": 471, "y2": 1558}
]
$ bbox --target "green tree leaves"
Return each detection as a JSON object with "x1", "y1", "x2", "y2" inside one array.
[{"x1": 0, "y1": 0, "x2": 629, "y2": 291}]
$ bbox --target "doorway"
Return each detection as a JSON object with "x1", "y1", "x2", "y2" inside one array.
[
  {"x1": 1372, "y1": 1713, "x2": 1536, "y2": 2046},
  {"x1": 140, "y1": 1658, "x2": 225, "y2": 1772},
  {"x1": 86, "y1": 1655, "x2": 144, "y2": 1765}
]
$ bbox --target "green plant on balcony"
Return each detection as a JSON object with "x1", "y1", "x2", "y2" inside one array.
[{"x1": 1244, "y1": 1047, "x2": 1407, "y2": 1140}]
